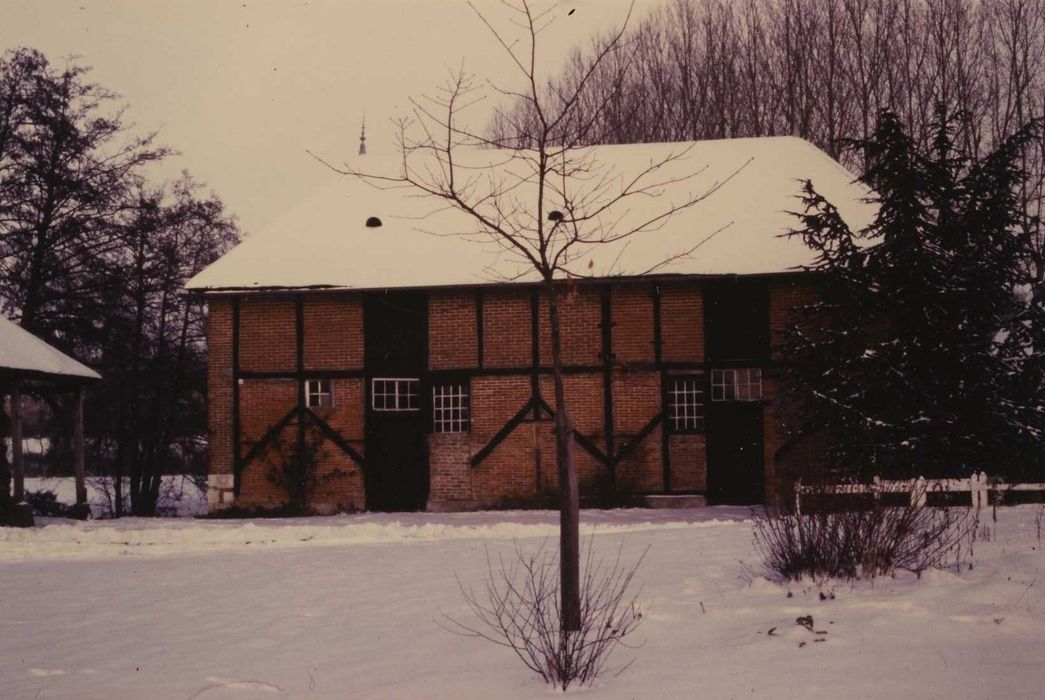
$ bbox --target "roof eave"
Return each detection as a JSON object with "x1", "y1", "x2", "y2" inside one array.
[{"x1": 186, "y1": 268, "x2": 822, "y2": 296}]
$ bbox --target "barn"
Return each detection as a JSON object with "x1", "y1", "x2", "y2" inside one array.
[{"x1": 187, "y1": 137, "x2": 874, "y2": 512}]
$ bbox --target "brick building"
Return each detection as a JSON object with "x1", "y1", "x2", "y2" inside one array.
[{"x1": 187, "y1": 138, "x2": 874, "y2": 512}]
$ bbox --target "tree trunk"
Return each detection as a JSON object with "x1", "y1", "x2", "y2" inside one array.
[{"x1": 545, "y1": 280, "x2": 581, "y2": 632}]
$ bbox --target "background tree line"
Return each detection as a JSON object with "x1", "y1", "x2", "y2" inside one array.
[
  {"x1": 491, "y1": 0, "x2": 1045, "y2": 278},
  {"x1": 0, "y1": 48, "x2": 239, "y2": 515}
]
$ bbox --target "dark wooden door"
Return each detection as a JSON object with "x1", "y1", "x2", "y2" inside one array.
[
  {"x1": 364, "y1": 291, "x2": 429, "y2": 511},
  {"x1": 706, "y1": 397, "x2": 765, "y2": 505},
  {"x1": 703, "y1": 278, "x2": 769, "y2": 504},
  {"x1": 365, "y1": 406, "x2": 428, "y2": 511}
]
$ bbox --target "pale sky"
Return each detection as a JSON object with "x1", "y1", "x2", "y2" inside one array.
[{"x1": 0, "y1": 0, "x2": 646, "y2": 236}]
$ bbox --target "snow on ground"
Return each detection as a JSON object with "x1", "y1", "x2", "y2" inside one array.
[{"x1": 1, "y1": 506, "x2": 1043, "y2": 699}]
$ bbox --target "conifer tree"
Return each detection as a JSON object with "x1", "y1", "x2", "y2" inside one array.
[{"x1": 785, "y1": 109, "x2": 1045, "y2": 481}]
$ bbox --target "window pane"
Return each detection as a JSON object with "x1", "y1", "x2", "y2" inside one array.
[
  {"x1": 710, "y1": 368, "x2": 761, "y2": 402},
  {"x1": 668, "y1": 375, "x2": 703, "y2": 432},
  {"x1": 433, "y1": 382, "x2": 470, "y2": 433},
  {"x1": 305, "y1": 379, "x2": 332, "y2": 408},
  {"x1": 373, "y1": 378, "x2": 420, "y2": 412}
]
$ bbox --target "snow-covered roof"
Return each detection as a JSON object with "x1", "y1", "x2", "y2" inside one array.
[
  {"x1": 187, "y1": 137, "x2": 876, "y2": 292},
  {"x1": 0, "y1": 315, "x2": 101, "y2": 382}
]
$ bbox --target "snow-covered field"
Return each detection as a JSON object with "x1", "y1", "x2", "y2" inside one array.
[{"x1": 1, "y1": 506, "x2": 1043, "y2": 699}]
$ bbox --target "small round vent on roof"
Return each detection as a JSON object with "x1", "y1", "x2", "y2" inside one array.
[
  {"x1": 366, "y1": 216, "x2": 383, "y2": 228},
  {"x1": 548, "y1": 210, "x2": 564, "y2": 222}
]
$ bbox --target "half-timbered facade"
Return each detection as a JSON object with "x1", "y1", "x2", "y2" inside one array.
[{"x1": 189, "y1": 138, "x2": 874, "y2": 511}]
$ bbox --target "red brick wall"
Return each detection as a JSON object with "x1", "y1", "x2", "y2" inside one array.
[
  {"x1": 541, "y1": 373, "x2": 605, "y2": 491},
  {"x1": 309, "y1": 378, "x2": 366, "y2": 509},
  {"x1": 429, "y1": 433, "x2": 473, "y2": 501},
  {"x1": 669, "y1": 434, "x2": 706, "y2": 490},
  {"x1": 238, "y1": 379, "x2": 296, "y2": 506},
  {"x1": 612, "y1": 285, "x2": 655, "y2": 366},
  {"x1": 235, "y1": 377, "x2": 366, "y2": 510},
  {"x1": 205, "y1": 276, "x2": 824, "y2": 510},
  {"x1": 430, "y1": 290, "x2": 478, "y2": 369},
  {"x1": 482, "y1": 289, "x2": 532, "y2": 368},
  {"x1": 612, "y1": 371, "x2": 662, "y2": 491},
  {"x1": 538, "y1": 287, "x2": 601, "y2": 367},
  {"x1": 304, "y1": 294, "x2": 363, "y2": 371},
  {"x1": 769, "y1": 277, "x2": 819, "y2": 361},
  {"x1": 206, "y1": 298, "x2": 233, "y2": 477},
  {"x1": 470, "y1": 376, "x2": 536, "y2": 499},
  {"x1": 239, "y1": 297, "x2": 296, "y2": 372},
  {"x1": 660, "y1": 282, "x2": 704, "y2": 362}
]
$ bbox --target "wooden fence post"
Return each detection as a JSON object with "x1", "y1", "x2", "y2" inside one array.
[
  {"x1": 970, "y1": 471, "x2": 989, "y2": 510},
  {"x1": 911, "y1": 476, "x2": 927, "y2": 507}
]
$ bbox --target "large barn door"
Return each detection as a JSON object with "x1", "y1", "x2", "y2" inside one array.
[
  {"x1": 364, "y1": 291, "x2": 429, "y2": 511},
  {"x1": 704, "y1": 279, "x2": 769, "y2": 504},
  {"x1": 706, "y1": 401, "x2": 764, "y2": 504}
]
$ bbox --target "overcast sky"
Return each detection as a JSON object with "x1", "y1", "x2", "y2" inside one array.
[{"x1": 0, "y1": 0, "x2": 644, "y2": 236}]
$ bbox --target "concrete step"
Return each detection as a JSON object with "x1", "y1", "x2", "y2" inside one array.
[{"x1": 643, "y1": 494, "x2": 707, "y2": 509}]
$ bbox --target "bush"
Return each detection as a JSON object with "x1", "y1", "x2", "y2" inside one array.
[
  {"x1": 25, "y1": 489, "x2": 70, "y2": 518},
  {"x1": 755, "y1": 485, "x2": 977, "y2": 581},
  {"x1": 444, "y1": 541, "x2": 646, "y2": 690},
  {"x1": 263, "y1": 427, "x2": 348, "y2": 513}
]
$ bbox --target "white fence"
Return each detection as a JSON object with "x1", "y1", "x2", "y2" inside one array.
[{"x1": 794, "y1": 471, "x2": 1045, "y2": 515}]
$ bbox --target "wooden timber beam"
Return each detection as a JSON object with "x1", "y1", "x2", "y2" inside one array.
[
  {"x1": 239, "y1": 407, "x2": 298, "y2": 471},
  {"x1": 470, "y1": 398, "x2": 536, "y2": 468},
  {"x1": 304, "y1": 408, "x2": 366, "y2": 469}
]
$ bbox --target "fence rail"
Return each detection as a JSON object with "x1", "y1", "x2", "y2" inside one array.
[{"x1": 794, "y1": 472, "x2": 1045, "y2": 515}]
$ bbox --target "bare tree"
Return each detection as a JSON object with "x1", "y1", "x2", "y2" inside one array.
[
  {"x1": 315, "y1": 0, "x2": 743, "y2": 633},
  {"x1": 0, "y1": 49, "x2": 239, "y2": 517}
]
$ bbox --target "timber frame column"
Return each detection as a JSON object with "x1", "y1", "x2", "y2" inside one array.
[
  {"x1": 530, "y1": 289, "x2": 542, "y2": 491},
  {"x1": 600, "y1": 287, "x2": 614, "y2": 473},
  {"x1": 653, "y1": 282, "x2": 672, "y2": 492},
  {"x1": 231, "y1": 297, "x2": 242, "y2": 496},
  {"x1": 11, "y1": 381, "x2": 22, "y2": 502}
]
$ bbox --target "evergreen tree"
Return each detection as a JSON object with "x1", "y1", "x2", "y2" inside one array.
[{"x1": 784, "y1": 109, "x2": 1045, "y2": 481}]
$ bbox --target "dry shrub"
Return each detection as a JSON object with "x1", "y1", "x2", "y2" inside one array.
[
  {"x1": 444, "y1": 540, "x2": 646, "y2": 690},
  {"x1": 756, "y1": 484, "x2": 978, "y2": 581}
]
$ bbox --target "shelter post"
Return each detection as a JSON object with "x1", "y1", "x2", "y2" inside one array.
[
  {"x1": 73, "y1": 388, "x2": 86, "y2": 505},
  {"x1": 11, "y1": 382, "x2": 23, "y2": 502}
]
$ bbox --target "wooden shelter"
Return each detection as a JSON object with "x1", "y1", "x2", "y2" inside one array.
[{"x1": 0, "y1": 314, "x2": 100, "y2": 525}]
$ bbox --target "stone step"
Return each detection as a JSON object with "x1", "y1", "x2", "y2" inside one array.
[{"x1": 643, "y1": 494, "x2": 707, "y2": 509}]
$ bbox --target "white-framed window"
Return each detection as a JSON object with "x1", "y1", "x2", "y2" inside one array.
[
  {"x1": 372, "y1": 377, "x2": 420, "y2": 412},
  {"x1": 305, "y1": 378, "x2": 333, "y2": 407},
  {"x1": 668, "y1": 374, "x2": 704, "y2": 432},
  {"x1": 711, "y1": 368, "x2": 762, "y2": 402},
  {"x1": 433, "y1": 382, "x2": 470, "y2": 433}
]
